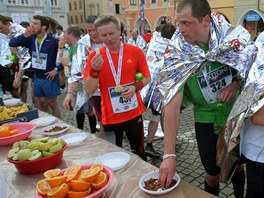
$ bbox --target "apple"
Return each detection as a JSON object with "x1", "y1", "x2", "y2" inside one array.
[{"x1": 135, "y1": 72, "x2": 144, "y2": 82}]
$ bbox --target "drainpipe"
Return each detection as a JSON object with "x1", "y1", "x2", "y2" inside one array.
[{"x1": 258, "y1": 0, "x2": 264, "y2": 14}]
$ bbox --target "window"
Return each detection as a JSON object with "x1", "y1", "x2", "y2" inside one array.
[
  {"x1": 80, "y1": 14, "x2": 84, "y2": 23},
  {"x1": 51, "y1": 0, "x2": 58, "y2": 6},
  {"x1": 69, "y1": 2, "x2": 72, "y2": 11},
  {"x1": 75, "y1": 15, "x2": 78, "y2": 24},
  {"x1": 130, "y1": 0, "x2": 136, "y2": 5},
  {"x1": 79, "y1": 0, "x2": 82, "y2": 9},
  {"x1": 164, "y1": 0, "x2": 169, "y2": 2},
  {"x1": 151, "y1": 0, "x2": 156, "y2": 3},
  {"x1": 74, "y1": 1, "x2": 77, "y2": 9},
  {"x1": 70, "y1": 16, "x2": 73, "y2": 24},
  {"x1": 34, "y1": 0, "x2": 41, "y2": 6},
  {"x1": 115, "y1": 4, "x2": 120, "y2": 14},
  {"x1": 8, "y1": 0, "x2": 16, "y2": 4},
  {"x1": 21, "y1": 0, "x2": 29, "y2": 5}
]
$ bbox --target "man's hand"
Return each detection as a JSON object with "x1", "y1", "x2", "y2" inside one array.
[
  {"x1": 45, "y1": 69, "x2": 58, "y2": 80},
  {"x1": 61, "y1": 57, "x2": 71, "y2": 67},
  {"x1": 64, "y1": 93, "x2": 75, "y2": 110},
  {"x1": 13, "y1": 77, "x2": 22, "y2": 88},
  {"x1": 23, "y1": 27, "x2": 33, "y2": 38},
  {"x1": 121, "y1": 85, "x2": 136, "y2": 100},
  {"x1": 159, "y1": 157, "x2": 176, "y2": 187},
  {"x1": 217, "y1": 81, "x2": 240, "y2": 103},
  {"x1": 91, "y1": 54, "x2": 104, "y2": 70}
]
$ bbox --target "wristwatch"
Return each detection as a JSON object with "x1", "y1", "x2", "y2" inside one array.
[{"x1": 54, "y1": 67, "x2": 59, "y2": 71}]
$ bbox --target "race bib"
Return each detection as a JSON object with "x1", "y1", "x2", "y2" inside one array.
[
  {"x1": 108, "y1": 83, "x2": 138, "y2": 113},
  {"x1": 32, "y1": 52, "x2": 48, "y2": 70},
  {"x1": 197, "y1": 65, "x2": 232, "y2": 103}
]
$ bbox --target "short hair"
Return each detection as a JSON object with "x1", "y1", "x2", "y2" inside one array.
[
  {"x1": 0, "y1": 15, "x2": 12, "y2": 24},
  {"x1": 66, "y1": 25, "x2": 81, "y2": 38},
  {"x1": 56, "y1": 25, "x2": 63, "y2": 30},
  {"x1": 177, "y1": 0, "x2": 211, "y2": 22},
  {"x1": 160, "y1": 23, "x2": 176, "y2": 39},
  {"x1": 33, "y1": 15, "x2": 50, "y2": 30},
  {"x1": 85, "y1": 16, "x2": 97, "y2": 24},
  {"x1": 94, "y1": 13, "x2": 121, "y2": 31},
  {"x1": 155, "y1": 25, "x2": 162, "y2": 32},
  {"x1": 20, "y1": 21, "x2": 30, "y2": 28}
]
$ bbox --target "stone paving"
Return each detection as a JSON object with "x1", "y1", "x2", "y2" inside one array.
[{"x1": 56, "y1": 91, "x2": 236, "y2": 197}]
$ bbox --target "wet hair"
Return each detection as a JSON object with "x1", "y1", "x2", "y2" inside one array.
[
  {"x1": 94, "y1": 13, "x2": 121, "y2": 30},
  {"x1": 177, "y1": 0, "x2": 211, "y2": 22},
  {"x1": 33, "y1": 15, "x2": 50, "y2": 30},
  {"x1": 0, "y1": 15, "x2": 12, "y2": 24},
  {"x1": 20, "y1": 21, "x2": 30, "y2": 28},
  {"x1": 160, "y1": 23, "x2": 176, "y2": 39},
  {"x1": 66, "y1": 25, "x2": 81, "y2": 38},
  {"x1": 85, "y1": 16, "x2": 97, "y2": 24},
  {"x1": 56, "y1": 25, "x2": 63, "y2": 31}
]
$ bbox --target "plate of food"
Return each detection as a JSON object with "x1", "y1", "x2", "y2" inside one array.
[
  {"x1": 59, "y1": 132, "x2": 88, "y2": 146},
  {"x1": 30, "y1": 116, "x2": 57, "y2": 127},
  {"x1": 139, "y1": 170, "x2": 180, "y2": 195},
  {"x1": 94, "y1": 152, "x2": 130, "y2": 171},
  {"x1": 40, "y1": 123, "x2": 69, "y2": 136}
]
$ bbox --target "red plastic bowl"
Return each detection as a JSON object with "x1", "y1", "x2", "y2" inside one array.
[
  {"x1": 34, "y1": 164, "x2": 115, "y2": 198},
  {"x1": 0, "y1": 122, "x2": 36, "y2": 146},
  {"x1": 7, "y1": 142, "x2": 68, "y2": 174}
]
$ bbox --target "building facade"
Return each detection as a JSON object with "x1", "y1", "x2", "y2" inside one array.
[
  {"x1": 0, "y1": 0, "x2": 68, "y2": 33},
  {"x1": 68, "y1": 0, "x2": 127, "y2": 32},
  {"x1": 125, "y1": 0, "x2": 264, "y2": 39}
]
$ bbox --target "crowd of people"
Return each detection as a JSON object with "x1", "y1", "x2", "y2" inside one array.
[{"x1": 0, "y1": 0, "x2": 264, "y2": 197}]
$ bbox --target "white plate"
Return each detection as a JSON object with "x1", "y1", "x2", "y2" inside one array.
[
  {"x1": 139, "y1": 170, "x2": 180, "y2": 195},
  {"x1": 40, "y1": 123, "x2": 69, "y2": 136},
  {"x1": 30, "y1": 116, "x2": 57, "y2": 127},
  {"x1": 94, "y1": 152, "x2": 130, "y2": 171},
  {"x1": 3, "y1": 98, "x2": 21, "y2": 106},
  {"x1": 59, "y1": 132, "x2": 88, "y2": 146}
]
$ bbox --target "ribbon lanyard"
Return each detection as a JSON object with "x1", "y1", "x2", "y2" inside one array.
[
  {"x1": 34, "y1": 33, "x2": 47, "y2": 57},
  {"x1": 106, "y1": 43, "x2": 124, "y2": 86},
  {"x1": 202, "y1": 63, "x2": 213, "y2": 102}
]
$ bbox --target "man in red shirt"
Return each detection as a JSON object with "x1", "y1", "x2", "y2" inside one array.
[
  {"x1": 84, "y1": 13, "x2": 151, "y2": 160},
  {"x1": 143, "y1": 29, "x2": 152, "y2": 44}
]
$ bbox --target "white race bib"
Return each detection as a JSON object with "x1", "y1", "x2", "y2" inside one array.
[
  {"x1": 108, "y1": 83, "x2": 138, "y2": 113},
  {"x1": 32, "y1": 52, "x2": 48, "y2": 70},
  {"x1": 197, "y1": 65, "x2": 232, "y2": 103}
]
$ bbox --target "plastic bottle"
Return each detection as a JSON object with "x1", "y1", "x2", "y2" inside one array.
[
  {"x1": 0, "y1": 167, "x2": 7, "y2": 198},
  {"x1": 214, "y1": 103, "x2": 227, "y2": 135},
  {"x1": 62, "y1": 47, "x2": 71, "y2": 78}
]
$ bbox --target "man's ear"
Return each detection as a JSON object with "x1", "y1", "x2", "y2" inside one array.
[{"x1": 203, "y1": 15, "x2": 211, "y2": 27}]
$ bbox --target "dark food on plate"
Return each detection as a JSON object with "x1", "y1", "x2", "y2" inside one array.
[
  {"x1": 44, "y1": 126, "x2": 67, "y2": 133},
  {"x1": 144, "y1": 178, "x2": 177, "y2": 191}
]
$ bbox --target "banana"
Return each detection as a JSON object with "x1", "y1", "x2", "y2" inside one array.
[
  {"x1": 1, "y1": 110, "x2": 12, "y2": 120},
  {"x1": 0, "y1": 114, "x2": 4, "y2": 121}
]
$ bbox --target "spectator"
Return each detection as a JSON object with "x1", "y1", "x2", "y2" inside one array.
[
  {"x1": 120, "y1": 31, "x2": 128, "y2": 43},
  {"x1": 145, "y1": 23, "x2": 176, "y2": 159},
  {"x1": 10, "y1": 15, "x2": 63, "y2": 118},
  {"x1": 158, "y1": 0, "x2": 245, "y2": 197},
  {"x1": 54, "y1": 25, "x2": 64, "y2": 39},
  {"x1": 63, "y1": 25, "x2": 97, "y2": 133},
  {"x1": 84, "y1": 13, "x2": 151, "y2": 160},
  {"x1": 127, "y1": 29, "x2": 146, "y2": 50},
  {"x1": 143, "y1": 29, "x2": 152, "y2": 44},
  {"x1": 0, "y1": 15, "x2": 21, "y2": 99}
]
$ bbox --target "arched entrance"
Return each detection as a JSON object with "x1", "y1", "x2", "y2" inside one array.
[{"x1": 134, "y1": 18, "x2": 151, "y2": 34}]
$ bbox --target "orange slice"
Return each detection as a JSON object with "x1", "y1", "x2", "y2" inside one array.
[
  {"x1": 91, "y1": 163, "x2": 104, "y2": 171},
  {"x1": 44, "y1": 169, "x2": 61, "y2": 178},
  {"x1": 70, "y1": 180, "x2": 91, "y2": 191},
  {"x1": 64, "y1": 165, "x2": 82, "y2": 176},
  {"x1": 47, "y1": 183, "x2": 69, "y2": 198},
  {"x1": 81, "y1": 167, "x2": 101, "y2": 182},
  {"x1": 9, "y1": 129, "x2": 19, "y2": 136},
  {"x1": 36, "y1": 178, "x2": 51, "y2": 196},
  {"x1": 46, "y1": 175, "x2": 67, "y2": 188},
  {"x1": 91, "y1": 171, "x2": 108, "y2": 190},
  {"x1": 68, "y1": 188, "x2": 91, "y2": 198}
]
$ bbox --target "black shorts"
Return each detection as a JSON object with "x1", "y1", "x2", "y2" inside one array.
[
  {"x1": 103, "y1": 115, "x2": 146, "y2": 160},
  {"x1": 195, "y1": 122, "x2": 221, "y2": 176},
  {"x1": 91, "y1": 96, "x2": 102, "y2": 121},
  {"x1": 0, "y1": 66, "x2": 16, "y2": 91}
]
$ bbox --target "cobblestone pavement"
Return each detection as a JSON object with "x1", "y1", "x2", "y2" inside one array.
[{"x1": 57, "y1": 92, "x2": 236, "y2": 198}]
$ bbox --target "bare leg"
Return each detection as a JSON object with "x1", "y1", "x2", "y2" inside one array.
[
  {"x1": 20, "y1": 80, "x2": 28, "y2": 103},
  {"x1": 47, "y1": 97, "x2": 61, "y2": 118}
]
